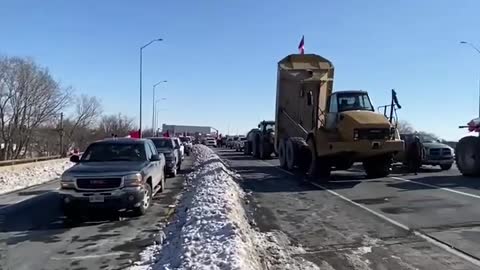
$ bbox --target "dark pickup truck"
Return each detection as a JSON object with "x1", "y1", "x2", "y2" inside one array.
[{"x1": 58, "y1": 138, "x2": 166, "y2": 219}]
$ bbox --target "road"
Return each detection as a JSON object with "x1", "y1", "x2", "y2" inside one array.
[
  {"x1": 0, "y1": 158, "x2": 191, "y2": 270},
  {"x1": 217, "y1": 149, "x2": 480, "y2": 269}
]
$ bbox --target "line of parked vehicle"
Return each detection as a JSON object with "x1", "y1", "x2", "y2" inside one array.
[{"x1": 59, "y1": 135, "x2": 194, "y2": 222}]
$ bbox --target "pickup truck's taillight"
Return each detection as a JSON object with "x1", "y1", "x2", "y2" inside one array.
[{"x1": 124, "y1": 173, "x2": 142, "y2": 187}]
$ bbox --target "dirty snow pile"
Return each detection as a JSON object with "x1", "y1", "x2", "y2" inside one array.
[
  {"x1": 0, "y1": 158, "x2": 73, "y2": 194},
  {"x1": 131, "y1": 145, "x2": 320, "y2": 270}
]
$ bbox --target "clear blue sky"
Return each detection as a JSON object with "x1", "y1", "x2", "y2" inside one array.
[{"x1": 1, "y1": 0, "x2": 479, "y2": 140}]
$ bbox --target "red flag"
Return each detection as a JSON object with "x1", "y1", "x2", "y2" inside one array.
[
  {"x1": 129, "y1": 129, "x2": 140, "y2": 139},
  {"x1": 298, "y1": 35, "x2": 305, "y2": 54}
]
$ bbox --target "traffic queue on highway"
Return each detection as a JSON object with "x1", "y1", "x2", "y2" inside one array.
[{"x1": 58, "y1": 135, "x2": 193, "y2": 222}]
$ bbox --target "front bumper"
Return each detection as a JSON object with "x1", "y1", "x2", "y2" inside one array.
[
  {"x1": 423, "y1": 157, "x2": 454, "y2": 166},
  {"x1": 317, "y1": 140, "x2": 404, "y2": 158},
  {"x1": 58, "y1": 186, "x2": 145, "y2": 210}
]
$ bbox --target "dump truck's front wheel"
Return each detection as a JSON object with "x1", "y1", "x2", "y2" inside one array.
[
  {"x1": 307, "y1": 138, "x2": 330, "y2": 181},
  {"x1": 363, "y1": 156, "x2": 392, "y2": 178}
]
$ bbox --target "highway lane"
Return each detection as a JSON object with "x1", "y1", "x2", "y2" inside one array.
[
  {"x1": 218, "y1": 149, "x2": 480, "y2": 269},
  {"x1": 0, "y1": 158, "x2": 191, "y2": 270}
]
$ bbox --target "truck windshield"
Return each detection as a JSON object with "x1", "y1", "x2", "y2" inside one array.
[
  {"x1": 151, "y1": 139, "x2": 173, "y2": 149},
  {"x1": 337, "y1": 93, "x2": 374, "y2": 112},
  {"x1": 265, "y1": 123, "x2": 275, "y2": 131},
  {"x1": 81, "y1": 143, "x2": 146, "y2": 162}
]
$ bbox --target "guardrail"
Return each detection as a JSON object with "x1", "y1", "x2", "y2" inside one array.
[{"x1": 0, "y1": 155, "x2": 62, "y2": 167}]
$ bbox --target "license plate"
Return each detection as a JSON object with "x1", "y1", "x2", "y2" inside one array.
[{"x1": 89, "y1": 195, "x2": 104, "y2": 203}]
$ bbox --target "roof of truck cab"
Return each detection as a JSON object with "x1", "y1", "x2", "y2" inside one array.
[{"x1": 333, "y1": 90, "x2": 368, "y2": 95}]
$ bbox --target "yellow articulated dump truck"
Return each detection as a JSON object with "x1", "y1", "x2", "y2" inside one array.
[{"x1": 275, "y1": 54, "x2": 404, "y2": 180}]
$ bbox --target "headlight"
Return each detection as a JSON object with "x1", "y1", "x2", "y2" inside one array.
[
  {"x1": 124, "y1": 173, "x2": 142, "y2": 187},
  {"x1": 60, "y1": 175, "x2": 75, "y2": 189}
]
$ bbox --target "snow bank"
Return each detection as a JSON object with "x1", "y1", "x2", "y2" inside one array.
[
  {"x1": 131, "y1": 145, "x2": 321, "y2": 270},
  {"x1": 0, "y1": 158, "x2": 73, "y2": 194}
]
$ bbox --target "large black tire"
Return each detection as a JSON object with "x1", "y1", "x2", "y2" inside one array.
[
  {"x1": 306, "y1": 138, "x2": 330, "y2": 181},
  {"x1": 244, "y1": 142, "x2": 251, "y2": 155},
  {"x1": 285, "y1": 137, "x2": 308, "y2": 171},
  {"x1": 133, "y1": 183, "x2": 152, "y2": 216},
  {"x1": 363, "y1": 156, "x2": 392, "y2": 178},
  {"x1": 456, "y1": 136, "x2": 480, "y2": 176},
  {"x1": 278, "y1": 139, "x2": 287, "y2": 168},
  {"x1": 259, "y1": 141, "x2": 273, "y2": 160},
  {"x1": 252, "y1": 134, "x2": 260, "y2": 158}
]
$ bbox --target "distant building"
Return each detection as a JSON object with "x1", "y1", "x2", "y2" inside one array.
[{"x1": 162, "y1": 124, "x2": 217, "y2": 137}]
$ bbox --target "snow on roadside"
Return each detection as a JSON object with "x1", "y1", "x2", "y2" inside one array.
[
  {"x1": 0, "y1": 159, "x2": 73, "y2": 194},
  {"x1": 131, "y1": 145, "x2": 321, "y2": 270}
]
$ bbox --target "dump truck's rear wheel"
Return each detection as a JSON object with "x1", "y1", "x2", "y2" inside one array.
[
  {"x1": 307, "y1": 138, "x2": 330, "y2": 181},
  {"x1": 363, "y1": 156, "x2": 392, "y2": 178},
  {"x1": 456, "y1": 136, "x2": 480, "y2": 176},
  {"x1": 278, "y1": 139, "x2": 287, "y2": 168}
]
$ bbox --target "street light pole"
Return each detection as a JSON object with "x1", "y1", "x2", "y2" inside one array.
[
  {"x1": 139, "y1": 38, "x2": 162, "y2": 138},
  {"x1": 152, "y1": 80, "x2": 167, "y2": 133},
  {"x1": 460, "y1": 41, "x2": 480, "y2": 117}
]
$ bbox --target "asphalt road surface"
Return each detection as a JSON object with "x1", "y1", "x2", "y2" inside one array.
[
  {"x1": 217, "y1": 148, "x2": 480, "y2": 270},
  {"x1": 0, "y1": 158, "x2": 191, "y2": 270}
]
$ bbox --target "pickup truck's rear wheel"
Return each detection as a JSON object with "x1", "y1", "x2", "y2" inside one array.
[
  {"x1": 170, "y1": 166, "x2": 178, "y2": 177},
  {"x1": 133, "y1": 183, "x2": 152, "y2": 216}
]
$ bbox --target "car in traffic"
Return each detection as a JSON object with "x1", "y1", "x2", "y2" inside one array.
[
  {"x1": 59, "y1": 138, "x2": 166, "y2": 220},
  {"x1": 204, "y1": 137, "x2": 217, "y2": 147},
  {"x1": 227, "y1": 136, "x2": 239, "y2": 149},
  {"x1": 149, "y1": 137, "x2": 182, "y2": 177},
  {"x1": 179, "y1": 136, "x2": 193, "y2": 156},
  {"x1": 396, "y1": 133, "x2": 454, "y2": 170},
  {"x1": 234, "y1": 136, "x2": 247, "y2": 152}
]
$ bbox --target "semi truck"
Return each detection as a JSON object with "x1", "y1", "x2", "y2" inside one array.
[{"x1": 275, "y1": 54, "x2": 404, "y2": 180}]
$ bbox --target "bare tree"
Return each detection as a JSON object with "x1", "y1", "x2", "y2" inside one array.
[
  {"x1": 0, "y1": 56, "x2": 70, "y2": 159},
  {"x1": 63, "y1": 94, "x2": 102, "y2": 152},
  {"x1": 97, "y1": 113, "x2": 135, "y2": 138},
  {"x1": 397, "y1": 120, "x2": 415, "y2": 134}
]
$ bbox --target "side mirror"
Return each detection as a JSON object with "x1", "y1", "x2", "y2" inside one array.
[
  {"x1": 150, "y1": 154, "x2": 161, "y2": 161},
  {"x1": 70, "y1": 155, "x2": 80, "y2": 163},
  {"x1": 307, "y1": 91, "x2": 313, "y2": 106}
]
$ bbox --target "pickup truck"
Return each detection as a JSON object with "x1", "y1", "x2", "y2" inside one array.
[
  {"x1": 59, "y1": 138, "x2": 166, "y2": 220},
  {"x1": 149, "y1": 137, "x2": 181, "y2": 177}
]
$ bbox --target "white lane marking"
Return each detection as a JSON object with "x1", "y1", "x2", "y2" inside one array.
[
  {"x1": 50, "y1": 251, "x2": 127, "y2": 260},
  {"x1": 391, "y1": 176, "x2": 480, "y2": 200},
  {"x1": 262, "y1": 163, "x2": 480, "y2": 267}
]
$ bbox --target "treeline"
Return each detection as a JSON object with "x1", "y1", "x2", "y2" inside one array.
[{"x1": 0, "y1": 55, "x2": 137, "y2": 160}]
